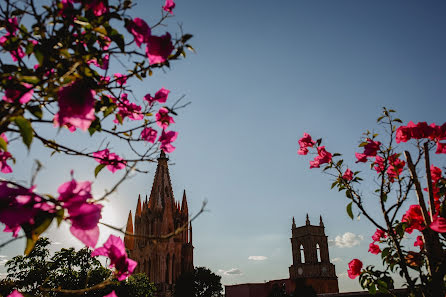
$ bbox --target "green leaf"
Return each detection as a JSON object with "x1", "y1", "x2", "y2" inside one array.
[
  {"x1": 34, "y1": 49, "x2": 44, "y2": 65},
  {"x1": 346, "y1": 202, "x2": 354, "y2": 220},
  {"x1": 331, "y1": 181, "x2": 338, "y2": 189},
  {"x1": 0, "y1": 137, "x2": 7, "y2": 151},
  {"x1": 14, "y1": 116, "x2": 33, "y2": 149},
  {"x1": 24, "y1": 238, "x2": 37, "y2": 256},
  {"x1": 19, "y1": 75, "x2": 39, "y2": 84},
  {"x1": 185, "y1": 44, "x2": 196, "y2": 53},
  {"x1": 56, "y1": 208, "x2": 65, "y2": 226},
  {"x1": 94, "y1": 164, "x2": 106, "y2": 177}
]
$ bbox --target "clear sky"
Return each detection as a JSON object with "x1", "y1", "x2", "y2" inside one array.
[{"x1": 1, "y1": 0, "x2": 446, "y2": 293}]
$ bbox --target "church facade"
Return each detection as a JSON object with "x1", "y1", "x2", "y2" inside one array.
[
  {"x1": 225, "y1": 215, "x2": 338, "y2": 297},
  {"x1": 124, "y1": 151, "x2": 194, "y2": 296}
]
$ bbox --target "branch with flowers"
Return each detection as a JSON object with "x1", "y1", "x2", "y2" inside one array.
[
  {"x1": 297, "y1": 108, "x2": 446, "y2": 297},
  {"x1": 0, "y1": 0, "x2": 201, "y2": 296}
]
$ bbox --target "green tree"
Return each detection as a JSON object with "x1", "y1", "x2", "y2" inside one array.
[
  {"x1": 174, "y1": 267, "x2": 223, "y2": 297},
  {"x1": 0, "y1": 238, "x2": 155, "y2": 297}
]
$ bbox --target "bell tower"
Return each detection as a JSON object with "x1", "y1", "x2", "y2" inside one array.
[{"x1": 289, "y1": 214, "x2": 339, "y2": 293}]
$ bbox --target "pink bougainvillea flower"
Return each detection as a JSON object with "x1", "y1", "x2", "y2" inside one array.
[
  {"x1": 145, "y1": 32, "x2": 174, "y2": 65},
  {"x1": 163, "y1": 0, "x2": 176, "y2": 14},
  {"x1": 6, "y1": 17, "x2": 19, "y2": 35},
  {"x1": 144, "y1": 88, "x2": 170, "y2": 105},
  {"x1": 429, "y1": 123, "x2": 446, "y2": 141},
  {"x1": 0, "y1": 182, "x2": 53, "y2": 238},
  {"x1": 126, "y1": 18, "x2": 151, "y2": 47},
  {"x1": 368, "y1": 242, "x2": 381, "y2": 255},
  {"x1": 91, "y1": 235, "x2": 137, "y2": 281},
  {"x1": 402, "y1": 205, "x2": 425, "y2": 234},
  {"x1": 155, "y1": 107, "x2": 175, "y2": 129},
  {"x1": 159, "y1": 130, "x2": 178, "y2": 153},
  {"x1": 414, "y1": 235, "x2": 424, "y2": 250},
  {"x1": 85, "y1": 0, "x2": 109, "y2": 16},
  {"x1": 355, "y1": 152, "x2": 368, "y2": 163},
  {"x1": 347, "y1": 259, "x2": 363, "y2": 279},
  {"x1": 54, "y1": 80, "x2": 96, "y2": 131},
  {"x1": 435, "y1": 142, "x2": 446, "y2": 154},
  {"x1": 371, "y1": 228, "x2": 386, "y2": 242},
  {"x1": 140, "y1": 127, "x2": 157, "y2": 143},
  {"x1": 395, "y1": 121, "x2": 446, "y2": 143},
  {"x1": 430, "y1": 216, "x2": 446, "y2": 233},
  {"x1": 10, "y1": 46, "x2": 25, "y2": 62},
  {"x1": 309, "y1": 146, "x2": 332, "y2": 169},
  {"x1": 342, "y1": 168, "x2": 353, "y2": 181},
  {"x1": 57, "y1": 178, "x2": 101, "y2": 247},
  {"x1": 363, "y1": 138, "x2": 381, "y2": 157},
  {"x1": 7, "y1": 290, "x2": 23, "y2": 297},
  {"x1": 88, "y1": 55, "x2": 109, "y2": 70},
  {"x1": 93, "y1": 149, "x2": 127, "y2": 173},
  {"x1": 374, "y1": 154, "x2": 405, "y2": 182},
  {"x1": 2, "y1": 83, "x2": 34, "y2": 104},
  {"x1": 113, "y1": 94, "x2": 143, "y2": 123},
  {"x1": 297, "y1": 133, "x2": 316, "y2": 155},
  {"x1": 0, "y1": 151, "x2": 13, "y2": 173},
  {"x1": 103, "y1": 291, "x2": 118, "y2": 297},
  {"x1": 114, "y1": 73, "x2": 128, "y2": 86}
]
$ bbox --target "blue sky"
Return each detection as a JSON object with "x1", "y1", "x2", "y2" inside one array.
[{"x1": 1, "y1": 0, "x2": 446, "y2": 293}]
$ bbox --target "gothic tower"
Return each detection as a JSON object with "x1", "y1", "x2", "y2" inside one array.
[
  {"x1": 289, "y1": 214, "x2": 339, "y2": 294},
  {"x1": 124, "y1": 151, "x2": 193, "y2": 296}
]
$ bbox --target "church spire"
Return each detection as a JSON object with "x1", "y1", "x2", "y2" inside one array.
[
  {"x1": 320, "y1": 215, "x2": 324, "y2": 227},
  {"x1": 136, "y1": 195, "x2": 142, "y2": 217},
  {"x1": 148, "y1": 151, "x2": 175, "y2": 210},
  {"x1": 124, "y1": 210, "x2": 134, "y2": 250},
  {"x1": 181, "y1": 190, "x2": 188, "y2": 215},
  {"x1": 306, "y1": 213, "x2": 310, "y2": 225},
  {"x1": 292, "y1": 216, "x2": 296, "y2": 229}
]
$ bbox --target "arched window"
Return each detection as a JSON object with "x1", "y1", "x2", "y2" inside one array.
[
  {"x1": 316, "y1": 244, "x2": 321, "y2": 262},
  {"x1": 300, "y1": 245, "x2": 305, "y2": 263},
  {"x1": 166, "y1": 254, "x2": 170, "y2": 283}
]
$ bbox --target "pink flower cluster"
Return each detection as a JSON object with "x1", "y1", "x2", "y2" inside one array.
[
  {"x1": 113, "y1": 94, "x2": 144, "y2": 123},
  {"x1": 61, "y1": 0, "x2": 109, "y2": 17},
  {"x1": 347, "y1": 259, "x2": 363, "y2": 279},
  {"x1": 126, "y1": 18, "x2": 174, "y2": 65},
  {"x1": 396, "y1": 121, "x2": 446, "y2": 154},
  {"x1": 58, "y1": 178, "x2": 102, "y2": 247},
  {"x1": 2, "y1": 82, "x2": 34, "y2": 104},
  {"x1": 0, "y1": 17, "x2": 26, "y2": 62},
  {"x1": 155, "y1": 107, "x2": 175, "y2": 129},
  {"x1": 424, "y1": 165, "x2": 444, "y2": 213},
  {"x1": 373, "y1": 154, "x2": 405, "y2": 182},
  {"x1": 342, "y1": 168, "x2": 353, "y2": 181},
  {"x1": 297, "y1": 133, "x2": 333, "y2": 169},
  {"x1": 0, "y1": 182, "x2": 54, "y2": 238},
  {"x1": 368, "y1": 228, "x2": 386, "y2": 255},
  {"x1": 355, "y1": 138, "x2": 381, "y2": 163},
  {"x1": 91, "y1": 235, "x2": 137, "y2": 280},
  {"x1": 140, "y1": 127, "x2": 157, "y2": 143},
  {"x1": 54, "y1": 80, "x2": 96, "y2": 132},
  {"x1": 93, "y1": 149, "x2": 126, "y2": 173},
  {"x1": 144, "y1": 88, "x2": 170, "y2": 105},
  {"x1": 402, "y1": 205, "x2": 425, "y2": 234},
  {"x1": 163, "y1": 0, "x2": 176, "y2": 14}
]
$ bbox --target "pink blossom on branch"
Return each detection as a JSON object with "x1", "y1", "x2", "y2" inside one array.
[
  {"x1": 368, "y1": 242, "x2": 381, "y2": 255},
  {"x1": 155, "y1": 107, "x2": 175, "y2": 129},
  {"x1": 430, "y1": 216, "x2": 446, "y2": 233},
  {"x1": 342, "y1": 168, "x2": 353, "y2": 181},
  {"x1": 297, "y1": 133, "x2": 316, "y2": 155},
  {"x1": 84, "y1": 0, "x2": 109, "y2": 16},
  {"x1": 145, "y1": 32, "x2": 174, "y2": 65},
  {"x1": 2, "y1": 83, "x2": 34, "y2": 104},
  {"x1": 54, "y1": 80, "x2": 96, "y2": 131},
  {"x1": 126, "y1": 18, "x2": 151, "y2": 48},
  {"x1": 371, "y1": 228, "x2": 386, "y2": 242},
  {"x1": 309, "y1": 146, "x2": 332, "y2": 169},
  {"x1": 103, "y1": 291, "x2": 118, "y2": 297},
  {"x1": 113, "y1": 94, "x2": 144, "y2": 123},
  {"x1": 140, "y1": 127, "x2": 157, "y2": 143},
  {"x1": 159, "y1": 130, "x2": 178, "y2": 153},
  {"x1": 402, "y1": 205, "x2": 425, "y2": 234},
  {"x1": 57, "y1": 178, "x2": 102, "y2": 247},
  {"x1": 114, "y1": 73, "x2": 128, "y2": 86},
  {"x1": 355, "y1": 152, "x2": 368, "y2": 163},
  {"x1": 91, "y1": 235, "x2": 137, "y2": 281},
  {"x1": 7, "y1": 290, "x2": 23, "y2": 297},
  {"x1": 414, "y1": 235, "x2": 424, "y2": 250},
  {"x1": 163, "y1": 0, "x2": 176, "y2": 14},
  {"x1": 93, "y1": 149, "x2": 126, "y2": 173},
  {"x1": 347, "y1": 259, "x2": 363, "y2": 279},
  {"x1": 436, "y1": 142, "x2": 446, "y2": 154},
  {"x1": 144, "y1": 88, "x2": 170, "y2": 105},
  {"x1": 0, "y1": 151, "x2": 13, "y2": 173}
]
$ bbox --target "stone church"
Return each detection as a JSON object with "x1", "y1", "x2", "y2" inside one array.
[
  {"x1": 225, "y1": 215, "x2": 339, "y2": 297},
  {"x1": 124, "y1": 151, "x2": 194, "y2": 296}
]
